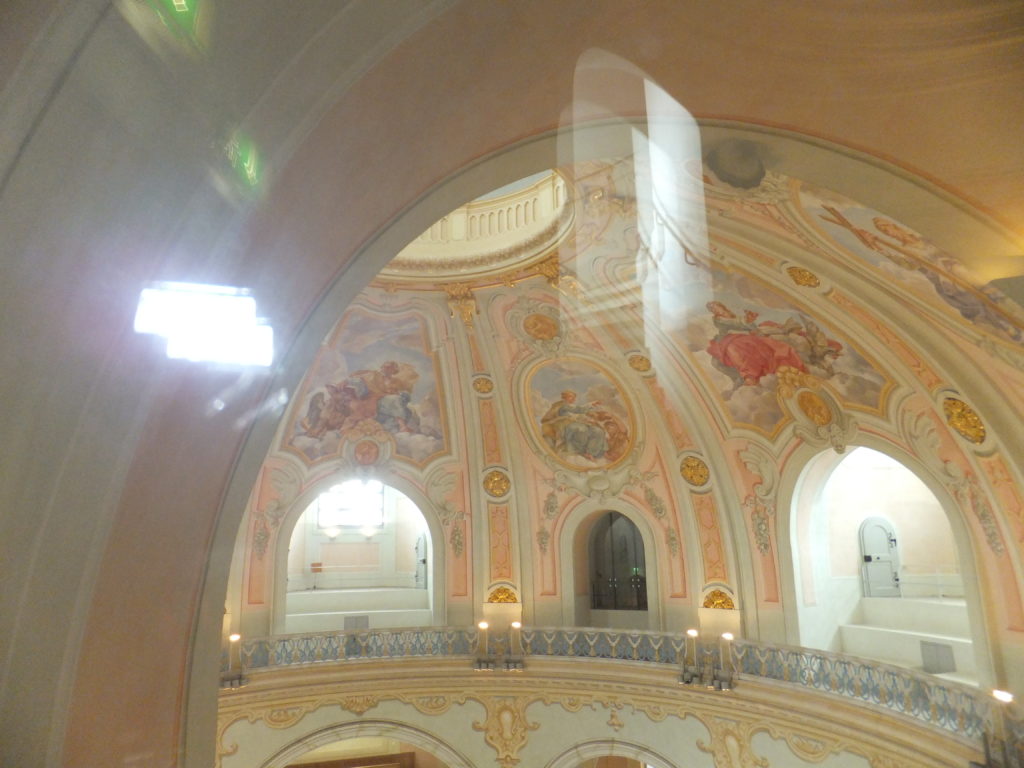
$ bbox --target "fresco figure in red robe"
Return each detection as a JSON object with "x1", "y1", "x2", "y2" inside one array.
[{"x1": 705, "y1": 301, "x2": 808, "y2": 386}]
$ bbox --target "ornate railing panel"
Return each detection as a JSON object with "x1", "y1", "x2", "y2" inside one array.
[{"x1": 236, "y1": 626, "x2": 1020, "y2": 753}]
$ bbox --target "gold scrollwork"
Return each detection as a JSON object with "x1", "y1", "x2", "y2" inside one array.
[
  {"x1": 473, "y1": 377, "x2": 495, "y2": 394},
  {"x1": 487, "y1": 586, "x2": 519, "y2": 603},
  {"x1": 680, "y1": 456, "x2": 710, "y2": 487},
  {"x1": 628, "y1": 354, "x2": 652, "y2": 372},
  {"x1": 787, "y1": 266, "x2": 821, "y2": 287},
  {"x1": 702, "y1": 588, "x2": 736, "y2": 610},
  {"x1": 340, "y1": 695, "x2": 379, "y2": 715},
  {"x1": 943, "y1": 397, "x2": 986, "y2": 444},
  {"x1": 483, "y1": 469, "x2": 511, "y2": 497},
  {"x1": 473, "y1": 695, "x2": 540, "y2": 768}
]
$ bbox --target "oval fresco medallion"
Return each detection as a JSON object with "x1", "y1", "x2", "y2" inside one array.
[{"x1": 525, "y1": 357, "x2": 635, "y2": 470}]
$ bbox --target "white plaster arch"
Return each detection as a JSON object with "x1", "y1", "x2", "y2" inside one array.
[
  {"x1": 259, "y1": 719, "x2": 473, "y2": 768},
  {"x1": 545, "y1": 739, "x2": 679, "y2": 768},
  {"x1": 557, "y1": 497, "x2": 665, "y2": 631},
  {"x1": 269, "y1": 468, "x2": 447, "y2": 635},
  {"x1": 775, "y1": 434, "x2": 997, "y2": 687}
]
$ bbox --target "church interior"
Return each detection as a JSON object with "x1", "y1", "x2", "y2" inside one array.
[{"x1": 2, "y1": 2, "x2": 1023, "y2": 767}]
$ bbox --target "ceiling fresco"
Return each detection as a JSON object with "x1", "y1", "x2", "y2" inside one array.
[{"x1": 239, "y1": 150, "x2": 1024, "y2": 631}]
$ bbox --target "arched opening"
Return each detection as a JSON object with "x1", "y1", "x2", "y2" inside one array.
[
  {"x1": 282, "y1": 479, "x2": 434, "y2": 633},
  {"x1": 567, "y1": 508, "x2": 657, "y2": 631},
  {"x1": 792, "y1": 446, "x2": 978, "y2": 683},
  {"x1": 589, "y1": 512, "x2": 648, "y2": 613}
]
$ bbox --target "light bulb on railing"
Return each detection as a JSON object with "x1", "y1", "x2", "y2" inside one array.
[
  {"x1": 511, "y1": 621, "x2": 521, "y2": 629},
  {"x1": 686, "y1": 628, "x2": 698, "y2": 638},
  {"x1": 478, "y1": 621, "x2": 489, "y2": 630},
  {"x1": 228, "y1": 633, "x2": 241, "y2": 643},
  {"x1": 993, "y1": 689, "x2": 1014, "y2": 703}
]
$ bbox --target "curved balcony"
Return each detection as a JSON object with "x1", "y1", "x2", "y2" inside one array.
[{"x1": 220, "y1": 627, "x2": 1023, "y2": 767}]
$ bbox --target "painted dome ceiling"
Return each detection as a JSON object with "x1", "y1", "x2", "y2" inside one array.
[{"x1": 239, "y1": 147, "x2": 1024, "y2": 617}]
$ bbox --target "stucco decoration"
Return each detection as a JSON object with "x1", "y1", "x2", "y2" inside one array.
[
  {"x1": 628, "y1": 353, "x2": 653, "y2": 372},
  {"x1": 474, "y1": 376, "x2": 495, "y2": 394},
  {"x1": 785, "y1": 266, "x2": 821, "y2": 288},
  {"x1": 799, "y1": 184, "x2": 1024, "y2": 345},
  {"x1": 287, "y1": 309, "x2": 447, "y2": 465},
  {"x1": 942, "y1": 397, "x2": 986, "y2": 445},
  {"x1": 740, "y1": 443, "x2": 779, "y2": 556},
  {"x1": 443, "y1": 282, "x2": 478, "y2": 329},
  {"x1": 507, "y1": 296, "x2": 565, "y2": 356},
  {"x1": 487, "y1": 586, "x2": 519, "y2": 603},
  {"x1": 680, "y1": 455, "x2": 711, "y2": 488},
  {"x1": 525, "y1": 357, "x2": 635, "y2": 471},
  {"x1": 697, "y1": 717, "x2": 770, "y2": 768},
  {"x1": 473, "y1": 695, "x2": 540, "y2": 767},
  {"x1": 483, "y1": 469, "x2": 512, "y2": 498},
  {"x1": 703, "y1": 589, "x2": 736, "y2": 610},
  {"x1": 778, "y1": 372, "x2": 858, "y2": 454}
]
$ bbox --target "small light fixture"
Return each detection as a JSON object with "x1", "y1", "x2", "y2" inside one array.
[
  {"x1": 511, "y1": 621, "x2": 522, "y2": 629},
  {"x1": 228, "y1": 633, "x2": 241, "y2": 643},
  {"x1": 993, "y1": 689, "x2": 1014, "y2": 703},
  {"x1": 721, "y1": 632, "x2": 734, "y2": 641},
  {"x1": 478, "y1": 621, "x2": 489, "y2": 630},
  {"x1": 687, "y1": 628, "x2": 699, "y2": 638}
]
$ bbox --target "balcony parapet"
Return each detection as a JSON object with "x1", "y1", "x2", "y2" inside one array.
[{"x1": 232, "y1": 626, "x2": 1022, "y2": 756}]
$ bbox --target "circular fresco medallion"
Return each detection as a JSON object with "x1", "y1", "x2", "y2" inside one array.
[
  {"x1": 483, "y1": 469, "x2": 511, "y2": 497},
  {"x1": 786, "y1": 266, "x2": 821, "y2": 287},
  {"x1": 796, "y1": 390, "x2": 833, "y2": 426},
  {"x1": 943, "y1": 397, "x2": 986, "y2": 444},
  {"x1": 526, "y1": 357, "x2": 635, "y2": 471},
  {"x1": 473, "y1": 377, "x2": 494, "y2": 394},
  {"x1": 523, "y1": 313, "x2": 560, "y2": 341},
  {"x1": 628, "y1": 354, "x2": 652, "y2": 372},
  {"x1": 679, "y1": 456, "x2": 710, "y2": 487}
]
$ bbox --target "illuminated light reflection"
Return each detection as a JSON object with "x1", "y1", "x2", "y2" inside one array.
[{"x1": 134, "y1": 281, "x2": 274, "y2": 367}]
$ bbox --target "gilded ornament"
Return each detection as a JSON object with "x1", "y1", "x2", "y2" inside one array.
[
  {"x1": 943, "y1": 398, "x2": 985, "y2": 444},
  {"x1": 787, "y1": 266, "x2": 821, "y2": 287},
  {"x1": 797, "y1": 390, "x2": 833, "y2": 426},
  {"x1": 680, "y1": 456, "x2": 710, "y2": 487},
  {"x1": 487, "y1": 586, "x2": 519, "y2": 603},
  {"x1": 340, "y1": 695, "x2": 379, "y2": 715},
  {"x1": 473, "y1": 377, "x2": 494, "y2": 394},
  {"x1": 483, "y1": 469, "x2": 511, "y2": 497},
  {"x1": 473, "y1": 696, "x2": 540, "y2": 768},
  {"x1": 524, "y1": 313, "x2": 559, "y2": 340},
  {"x1": 702, "y1": 588, "x2": 736, "y2": 610},
  {"x1": 628, "y1": 354, "x2": 652, "y2": 372}
]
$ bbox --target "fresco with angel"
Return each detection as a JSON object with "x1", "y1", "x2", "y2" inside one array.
[
  {"x1": 286, "y1": 309, "x2": 446, "y2": 464},
  {"x1": 681, "y1": 268, "x2": 889, "y2": 433}
]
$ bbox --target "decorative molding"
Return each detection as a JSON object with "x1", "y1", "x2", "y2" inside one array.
[
  {"x1": 483, "y1": 469, "x2": 511, "y2": 498},
  {"x1": 697, "y1": 717, "x2": 770, "y2": 768},
  {"x1": 472, "y1": 695, "x2": 540, "y2": 767},
  {"x1": 473, "y1": 376, "x2": 495, "y2": 394},
  {"x1": 487, "y1": 586, "x2": 519, "y2": 604},
  {"x1": 702, "y1": 589, "x2": 736, "y2": 610},
  {"x1": 942, "y1": 397, "x2": 986, "y2": 445},
  {"x1": 786, "y1": 266, "x2": 821, "y2": 288},
  {"x1": 627, "y1": 354, "x2": 652, "y2": 372},
  {"x1": 680, "y1": 455, "x2": 711, "y2": 488}
]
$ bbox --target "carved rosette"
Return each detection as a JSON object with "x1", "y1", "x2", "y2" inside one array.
[
  {"x1": 627, "y1": 353, "x2": 652, "y2": 372},
  {"x1": 483, "y1": 469, "x2": 511, "y2": 498},
  {"x1": 473, "y1": 376, "x2": 495, "y2": 394},
  {"x1": 786, "y1": 265, "x2": 821, "y2": 287},
  {"x1": 680, "y1": 455, "x2": 711, "y2": 488},
  {"x1": 942, "y1": 397, "x2": 986, "y2": 445}
]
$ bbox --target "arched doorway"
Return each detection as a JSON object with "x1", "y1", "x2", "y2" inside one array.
[
  {"x1": 282, "y1": 479, "x2": 435, "y2": 633},
  {"x1": 791, "y1": 446, "x2": 980, "y2": 683},
  {"x1": 566, "y1": 507, "x2": 658, "y2": 631}
]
